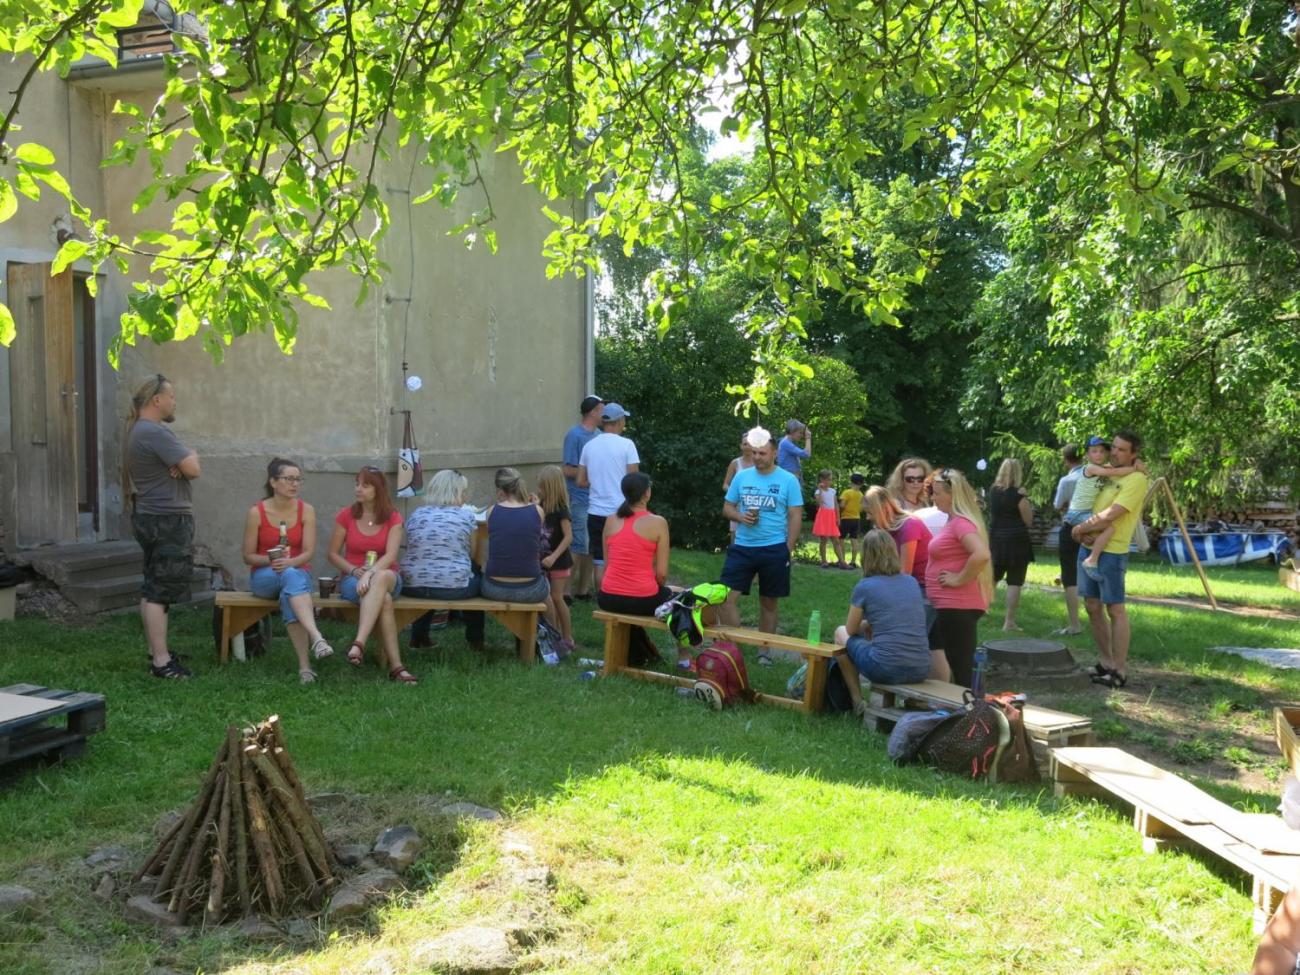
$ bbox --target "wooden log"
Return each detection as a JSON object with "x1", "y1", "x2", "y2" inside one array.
[
  {"x1": 225, "y1": 726, "x2": 251, "y2": 915},
  {"x1": 265, "y1": 716, "x2": 334, "y2": 871},
  {"x1": 170, "y1": 768, "x2": 225, "y2": 920},
  {"x1": 266, "y1": 802, "x2": 320, "y2": 904},
  {"x1": 248, "y1": 749, "x2": 333, "y2": 883},
  {"x1": 241, "y1": 750, "x2": 284, "y2": 915},
  {"x1": 204, "y1": 763, "x2": 233, "y2": 925},
  {"x1": 155, "y1": 740, "x2": 227, "y2": 894},
  {"x1": 133, "y1": 807, "x2": 188, "y2": 883}
]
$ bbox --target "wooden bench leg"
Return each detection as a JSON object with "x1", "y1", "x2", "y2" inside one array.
[
  {"x1": 1134, "y1": 808, "x2": 1187, "y2": 854},
  {"x1": 603, "y1": 622, "x2": 631, "y2": 676},
  {"x1": 490, "y1": 611, "x2": 538, "y2": 663},
  {"x1": 802, "y1": 655, "x2": 830, "y2": 713},
  {"x1": 1254, "y1": 877, "x2": 1286, "y2": 935},
  {"x1": 219, "y1": 606, "x2": 274, "y2": 664}
]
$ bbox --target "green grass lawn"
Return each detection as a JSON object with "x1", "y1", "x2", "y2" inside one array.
[{"x1": 2, "y1": 549, "x2": 1297, "y2": 973}]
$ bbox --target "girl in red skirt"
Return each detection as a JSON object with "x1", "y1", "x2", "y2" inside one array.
[{"x1": 812, "y1": 469, "x2": 847, "y2": 568}]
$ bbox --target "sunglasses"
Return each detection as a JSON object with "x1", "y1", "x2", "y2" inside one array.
[
  {"x1": 147, "y1": 373, "x2": 168, "y2": 398},
  {"x1": 903, "y1": 475, "x2": 925, "y2": 484}
]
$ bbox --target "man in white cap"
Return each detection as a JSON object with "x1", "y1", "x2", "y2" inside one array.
[
  {"x1": 716, "y1": 426, "x2": 804, "y2": 660},
  {"x1": 562, "y1": 394, "x2": 604, "y2": 599},
  {"x1": 577, "y1": 403, "x2": 639, "y2": 587}
]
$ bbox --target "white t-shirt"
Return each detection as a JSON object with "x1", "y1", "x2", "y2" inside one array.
[
  {"x1": 914, "y1": 505, "x2": 949, "y2": 535},
  {"x1": 579, "y1": 433, "x2": 640, "y2": 516}
]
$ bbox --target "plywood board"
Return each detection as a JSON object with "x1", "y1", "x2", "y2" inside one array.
[{"x1": 0, "y1": 691, "x2": 63, "y2": 723}]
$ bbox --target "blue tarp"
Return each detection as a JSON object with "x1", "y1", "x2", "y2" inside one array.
[{"x1": 1158, "y1": 531, "x2": 1287, "y2": 567}]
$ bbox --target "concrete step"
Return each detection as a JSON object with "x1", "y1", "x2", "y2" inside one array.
[
  {"x1": 62, "y1": 570, "x2": 209, "y2": 614},
  {"x1": 20, "y1": 541, "x2": 144, "y2": 586}
]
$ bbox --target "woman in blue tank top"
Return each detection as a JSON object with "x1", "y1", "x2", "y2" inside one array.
[{"x1": 481, "y1": 467, "x2": 551, "y2": 605}]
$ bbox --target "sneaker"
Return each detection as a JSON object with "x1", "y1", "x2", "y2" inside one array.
[
  {"x1": 676, "y1": 657, "x2": 697, "y2": 674},
  {"x1": 151, "y1": 655, "x2": 192, "y2": 679},
  {"x1": 693, "y1": 681, "x2": 723, "y2": 710},
  {"x1": 311, "y1": 637, "x2": 335, "y2": 660}
]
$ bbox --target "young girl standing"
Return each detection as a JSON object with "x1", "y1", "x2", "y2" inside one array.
[
  {"x1": 537, "y1": 465, "x2": 575, "y2": 653},
  {"x1": 812, "y1": 469, "x2": 847, "y2": 568}
]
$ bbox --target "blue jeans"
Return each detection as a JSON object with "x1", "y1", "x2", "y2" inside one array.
[
  {"x1": 404, "y1": 573, "x2": 484, "y2": 645},
  {"x1": 845, "y1": 636, "x2": 930, "y2": 685},
  {"x1": 481, "y1": 575, "x2": 550, "y2": 604},
  {"x1": 339, "y1": 571, "x2": 403, "y2": 602},
  {"x1": 1077, "y1": 548, "x2": 1127, "y2": 604},
  {"x1": 250, "y1": 566, "x2": 313, "y2": 625},
  {"x1": 568, "y1": 492, "x2": 590, "y2": 556}
]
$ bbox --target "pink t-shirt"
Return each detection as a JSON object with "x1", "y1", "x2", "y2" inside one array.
[
  {"x1": 924, "y1": 515, "x2": 988, "y2": 610},
  {"x1": 890, "y1": 515, "x2": 931, "y2": 591},
  {"x1": 335, "y1": 508, "x2": 403, "y2": 570}
]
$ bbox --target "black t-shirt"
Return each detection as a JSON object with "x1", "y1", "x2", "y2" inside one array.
[{"x1": 544, "y1": 507, "x2": 574, "y2": 571}]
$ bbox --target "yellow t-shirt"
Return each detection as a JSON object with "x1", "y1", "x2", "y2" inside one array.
[
  {"x1": 840, "y1": 488, "x2": 863, "y2": 520},
  {"x1": 1092, "y1": 471, "x2": 1149, "y2": 554}
]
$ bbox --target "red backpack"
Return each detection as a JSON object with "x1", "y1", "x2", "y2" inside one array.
[{"x1": 692, "y1": 641, "x2": 755, "y2": 710}]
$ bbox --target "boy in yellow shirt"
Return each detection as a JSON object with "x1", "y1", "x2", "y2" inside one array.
[{"x1": 839, "y1": 473, "x2": 866, "y2": 567}]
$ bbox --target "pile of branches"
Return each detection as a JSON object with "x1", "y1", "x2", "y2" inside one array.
[{"x1": 134, "y1": 716, "x2": 336, "y2": 923}]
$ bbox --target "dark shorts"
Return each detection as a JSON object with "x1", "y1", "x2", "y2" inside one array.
[
  {"x1": 1058, "y1": 521, "x2": 1081, "y2": 588},
  {"x1": 132, "y1": 511, "x2": 194, "y2": 606},
  {"x1": 992, "y1": 558, "x2": 1029, "y2": 588},
  {"x1": 719, "y1": 542, "x2": 791, "y2": 599},
  {"x1": 587, "y1": 514, "x2": 609, "y2": 563},
  {"x1": 840, "y1": 518, "x2": 860, "y2": 540}
]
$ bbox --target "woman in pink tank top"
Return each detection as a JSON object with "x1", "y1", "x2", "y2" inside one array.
[{"x1": 596, "y1": 472, "x2": 689, "y2": 669}]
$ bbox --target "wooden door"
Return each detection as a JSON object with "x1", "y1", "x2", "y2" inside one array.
[{"x1": 7, "y1": 262, "x2": 78, "y2": 545}]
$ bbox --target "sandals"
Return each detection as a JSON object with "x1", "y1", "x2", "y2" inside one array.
[
  {"x1": 389, "y1": 666, "x2": 418, "y2": 684},
  {"x1": 1053, "y1": 626, "x2": 1084, "y2": 636},
  {"x1": 1091, "y1": 668, "x2": 1128, "y2": 689},
  {"x1": 311, "y1": 638, "x2": 334, "y2": 660},
  {"x1": 346, "y1": 641, "x2": 365, "y2": 667},
  {"x1": 299, "y1": 668, "x2": 318, "y2": 684},
  {"x1": 150, "y1": 654, "x2": 193, "y2": 680}
]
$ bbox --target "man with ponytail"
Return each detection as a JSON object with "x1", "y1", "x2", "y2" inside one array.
[{"x1": 124, "y1": 374, "x2": 201, "y2": 679}]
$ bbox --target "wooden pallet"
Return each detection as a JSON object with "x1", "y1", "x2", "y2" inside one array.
[
  {"x1": 1051, "y1": 746, "x2": 1300, "y2": 933},
  {"x1": 1282, "y1": 565, "x2": 1300, "y2": 595},
  {"x1": 0, "y1": 683, "x2": 107, "y2": 767},
  {"x1": 1274, "y1": 705, "x2": 1300, "y2": 779},
  {"x1": 864, "y1": 679, "x2": 1094, "y2": 746}
]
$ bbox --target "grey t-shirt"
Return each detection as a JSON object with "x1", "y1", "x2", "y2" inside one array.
[
  {"x1": 849, "y1": 573, "x2": 930, "y2": 671},
  {"x1": 127, "y1": 420, "x2": 193, "y2": 514}
]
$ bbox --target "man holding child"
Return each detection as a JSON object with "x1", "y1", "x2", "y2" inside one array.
[{"x1": 1071, "y1": 431, "x2": 1149, "y2": 689}]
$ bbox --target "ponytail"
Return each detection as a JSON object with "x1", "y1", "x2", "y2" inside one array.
[
  {"x1": 122, "y1": 374, "x2": 168, "y2": 511},
  {"x1": 617, "y1": 471, "x2": 652, "y2": 517},
  {"x1": 494, "y1": 467, "x2": 529, "y2": 504}
]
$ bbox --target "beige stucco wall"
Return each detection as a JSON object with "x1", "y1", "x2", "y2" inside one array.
[{"x1": 0, "y1": 61, "x2": 590, "y2": 583}]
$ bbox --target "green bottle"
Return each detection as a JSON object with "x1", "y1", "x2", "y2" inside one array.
[{"x1": 807, "y1": 609, "x2": 821, "y2": 645}]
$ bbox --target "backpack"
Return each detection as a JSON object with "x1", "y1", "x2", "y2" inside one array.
[
  {"x1": 888, "y1": 710, "x2": 956, "y2": 764},
  {"x1": 537, "y1": 618, "x2": 564, "y2": 665},
  {"x1": 916, "y1": 691, "x2": 1010, "y2": 781},
  {"x1": 692, "y1": 641, "x2": 755, "y2": 710},
  {"x1": 785, "y1": 659, "x2": 854, "y2": 713},
  {"x1": 984, "y1": 692, "x2": 1040, "y2": 783}
]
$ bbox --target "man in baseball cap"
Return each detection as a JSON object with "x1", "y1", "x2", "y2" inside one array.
[
  {"x1": 577, "y1": 402, "x2": 639, "y2": 586},
  {"x1": 562, "y1": 394, "x2": 604, "y2": 598}
]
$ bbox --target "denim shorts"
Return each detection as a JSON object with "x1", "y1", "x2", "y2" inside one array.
[
  {"x1": 719, "y1": 542, "x2": 791, "y2": 598},
  {"x1": 845, "y1": 636, "x2": 930, "y2": 685},
  {"x1": 250, "y1": 565, "x2": 313, "y2": 624},
  {"x1": 339, "y1": 570, "x2": 403, "y2": 603},
  {"x1": 568, "y1": 493, "x2": 590, "y2": 556},
  {"x1": 1077, "y1": 548, "x2": 1127, "y2": 604},
  {"x1": 482, "y1": 575, "x2": 550, "y2": 604}
]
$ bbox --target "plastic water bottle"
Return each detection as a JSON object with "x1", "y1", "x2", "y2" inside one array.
[
  {"x1": 971, "y1": 647, "x2": 988, "y2": 698},
  {"x1": 578, "y1": 670, "x2": 599, "y2": 681},
  {"x1": 807, "y1": 610, "x2": 821, "y2": 645}
]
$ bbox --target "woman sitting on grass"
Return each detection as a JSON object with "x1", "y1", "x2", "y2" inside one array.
[
  {"x1": 241, "y1": 457, "x2": 333, "y2": 684},
  {"x1": 327, "y1": 467, "x2": 416, "y2": 684},
  {"x1": 832, "y1": 529, "x2": 933, "y2": 715},
  {"x1": 402, "y1": 469, "x2": 485, "y2": 653},
  {"x1": 597, "y1": 472, "x2": 687, "y2": 670}
]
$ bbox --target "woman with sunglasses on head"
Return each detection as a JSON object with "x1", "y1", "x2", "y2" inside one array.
[
  {"x1": 242, "y1": 458, "x2": 333, "y2": 683},
  {"x1": 327, "y1": 467, "x2": 416, "y2": 684},
  {"x1": 923, "y1": 468, "x2": 993, "y2": 687},
  {"x1": 886, "y1": 457, "x2": 933, "y2": 512},
  {"x1": 402, "y1": 468, "x2": 486, "y2": 652}
]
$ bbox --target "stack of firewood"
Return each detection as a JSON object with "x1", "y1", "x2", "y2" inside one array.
[{"x1": 134, "y1": 716, "x2": 336, "y2": 923}]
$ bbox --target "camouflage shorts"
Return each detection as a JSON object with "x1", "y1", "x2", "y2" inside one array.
[{"x1": 132, "y1": 512, "x2": 194, "y2": 606}]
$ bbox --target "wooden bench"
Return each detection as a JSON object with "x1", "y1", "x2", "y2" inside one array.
[
  {"x1": 1051, "y1": 746, "x2": 1300, "y2": 932},
  {"x1": 863, "y1": 679, "x2": 1094, "y2": 750},
  {"x1": 0, "y1": 683, "x2": 107, "y2": 767},
  {"x1": 592, "y1": 610, "x2": 846, "y2": 713},
  {"x1": 214, "y1": 591, "x2": 548, "y2": 664}
]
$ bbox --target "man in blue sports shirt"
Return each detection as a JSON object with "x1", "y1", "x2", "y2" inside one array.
[{"x1": 716, "y1": 426, "x2": 804, "y2": 663}]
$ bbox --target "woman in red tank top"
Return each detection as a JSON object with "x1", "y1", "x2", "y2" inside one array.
[
  {"x1": 597, "y1": 472, "x2": 690, "y2": 669},
  {"x1": 241, "y1": 458, "x2": 332, "y2": 682}
]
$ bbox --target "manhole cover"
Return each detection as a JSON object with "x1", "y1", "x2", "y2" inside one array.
[{"x1": 981, "y1": 637, "x2": 1089, "y2": 687}]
